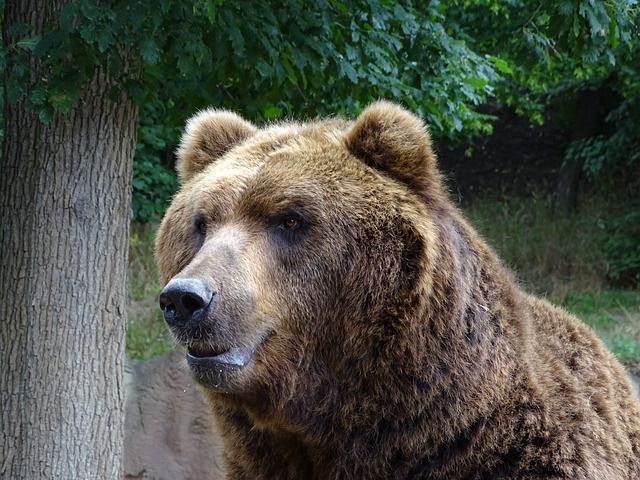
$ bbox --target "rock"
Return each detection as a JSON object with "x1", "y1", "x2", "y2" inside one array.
[{"x1": 124, "y1": 349, "x2": 225, "y2": 480}]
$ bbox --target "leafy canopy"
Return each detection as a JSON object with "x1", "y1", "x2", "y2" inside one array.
[
  {"x1": 4, "y1": 0, "x2": 506, "y2": 139},
  {"x1": 6, "y1": 0, "x2": 636, "y2": 137}
]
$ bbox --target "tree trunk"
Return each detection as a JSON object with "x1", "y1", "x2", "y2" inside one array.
[
  {"x1": 1, "y1": 2, "x2": 138, "y2": 478},
  {"x1": 557, "y1": 88, "x2": 601, "y2": 213}
]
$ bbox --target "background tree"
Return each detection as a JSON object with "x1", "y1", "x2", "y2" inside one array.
[
  {"x1": 1, "y1": 1, "x2": 137, "y2": 477},
  {"x1": 440, "y1": 0, "x2": 638, "y2": 283}
]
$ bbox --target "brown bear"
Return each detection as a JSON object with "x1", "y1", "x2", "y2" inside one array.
[{"x1": 155, "y1": 101, "x2": 640, "y2": 479}]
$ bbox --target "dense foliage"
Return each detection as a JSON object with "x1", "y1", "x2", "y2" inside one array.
[
  {"x1": 447, "y1": 0, "x2": 639, "y2": 180},
  {"x1": 3, "y1": 0, "x2": 513, "y2": 219},
  {"x1": 4, "y1": 0, "x2": 637, "y2": 157}
]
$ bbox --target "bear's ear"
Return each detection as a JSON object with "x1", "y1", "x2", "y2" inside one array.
[
  {"x1": 176, "y1": 108, "x2": 258, "y2": 183},
  {"x1": 346, "y1": 100, "x2": 442, "y2": 202}
]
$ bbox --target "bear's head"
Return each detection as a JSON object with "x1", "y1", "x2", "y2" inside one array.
[{"x1": 156, "y1": 101, "x2": 447, "y2": 415}]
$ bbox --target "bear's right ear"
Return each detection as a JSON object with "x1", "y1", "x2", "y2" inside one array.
[{"x1": 176, "y1": 108, "x2": 258, "y2": 183}]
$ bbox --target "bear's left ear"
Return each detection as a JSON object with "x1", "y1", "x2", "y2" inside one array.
[
  {"x1": 346, "y1": 101, "x2": 443, "y2": 203},
  {"x1": 176, "y1": 108, "x2": 258, "y2": 183}
]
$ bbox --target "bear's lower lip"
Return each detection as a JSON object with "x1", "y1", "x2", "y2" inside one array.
[{"x1": 186, "y1": 345, "x2": 253, "y2": 368}]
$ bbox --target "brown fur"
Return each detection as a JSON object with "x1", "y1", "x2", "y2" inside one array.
[{"x1": 156, "y1": 101, "x2": 640, "y2": 479}]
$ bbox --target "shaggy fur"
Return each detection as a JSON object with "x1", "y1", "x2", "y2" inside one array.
[{"x1": 156, "y1": 101, "x2": 640, "y2": 479}]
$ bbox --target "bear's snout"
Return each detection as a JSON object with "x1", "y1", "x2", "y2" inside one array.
[{"x1": 159, "y1": 277, "x2": 215, "y2": 327}]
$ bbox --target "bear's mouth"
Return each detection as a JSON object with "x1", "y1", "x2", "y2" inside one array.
[{"x1": 186, "y1": 344, "x2": 253, "y2": 368}]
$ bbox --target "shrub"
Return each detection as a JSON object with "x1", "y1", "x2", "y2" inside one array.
[
  {"x1": 131, "y1": 114, "x2": 180, "y2": 223},
  {"x1": 600, "y1": 208, "x2": 640, "y2": 286},
  {"x1": 131, "y1": 156, "x2": 178, "y2": 223}
]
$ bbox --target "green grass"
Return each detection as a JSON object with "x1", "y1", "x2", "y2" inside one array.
[
  {"x1": 127, "y1": 223, "x2": 173, "y2": 360},
  {"x1": 128, "y1": 224, "x2": 163, "y2": 301},
  {"x1": 126, "y1": 197, "x2": 640, "y2": 370},
  {"x1": 126, "y1": 309, "x2": 174, "y2": 360},
  {"x1": 463, "y1": 195, "x2": 609, "y2": 300},
  {"x1": 562, "y1": 290, "x2": 640, "y2": 371}
]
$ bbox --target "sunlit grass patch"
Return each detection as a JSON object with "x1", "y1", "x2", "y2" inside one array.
[
  {"x1": 563, "y1": 290, "x2": 640, "y2": 372},
  {"x1": 127, "y1": 223, "x2": 173, "y2": 360},
  {"x1": 601, "y1": 335, "x2": 640, "y2": 368}
]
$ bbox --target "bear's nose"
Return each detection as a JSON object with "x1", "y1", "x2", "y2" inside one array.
[{"x1": 159, "y1": 278, "x2": 214, "y2": 326}]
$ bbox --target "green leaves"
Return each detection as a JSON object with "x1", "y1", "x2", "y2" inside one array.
[
  {"x1": 486, "y1": 55, "x2": 513, "y2": 75},
  {"x1": 4, "y1": 0, "x2": 638, "y2": 207},
  {"x1": 3, "y1": 0, "x2": 637, "y2": 271},
  {"x1": 2, "y1": 0, "x2": 512, "y2": 139},
  {"x1": 131, "y1": 155, "x2": 179, "y2": 223},
  {"x1": 139, "y1": 38, "x2": 160, "y2": 65},
  {"x1": 131, "y1": 110, "x2": 181, "y2": 223},
  {"x1": 16, "y1": 35, "x2": 42, "y2": 51},
  {"x1": 443, "y1": 0, "x2": 638, "y2": 131}
]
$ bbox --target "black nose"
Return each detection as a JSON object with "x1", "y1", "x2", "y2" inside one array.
[{"x1": 159, "y1": 278, "x2": 214, "y2": 326}]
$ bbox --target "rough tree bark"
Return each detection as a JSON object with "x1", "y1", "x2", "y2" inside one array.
[
  {"x1": 557, "y1": 88, "x2": 601, "y2": 213},
  {"x1": 1, "y1": 1, "x2": 138, "y2": 477}
]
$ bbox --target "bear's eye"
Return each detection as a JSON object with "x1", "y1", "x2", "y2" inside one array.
[
  {"x1": 280, "y1": 216, "x2": 301, "y2": 230},
  {"x1": 270, "y1": 212, "x2": 307, "y2": 242},
  {"x1": 194, "y1": 216, "x2": 207, "y2": 235}
]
